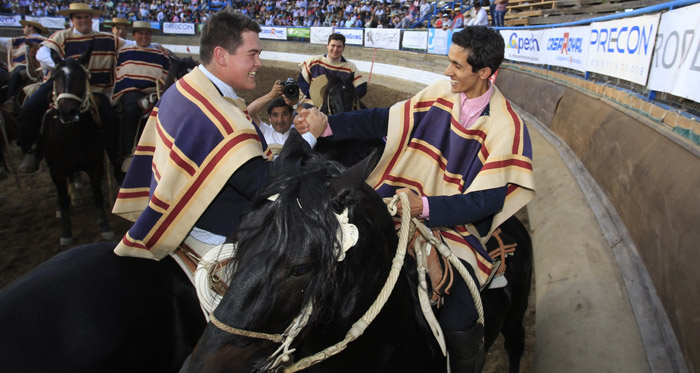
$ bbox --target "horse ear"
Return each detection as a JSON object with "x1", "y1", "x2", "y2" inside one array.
[
  {"x1": 49, "y1": 49, "x2": 62, "y2": 66},
  {"x1": 329, "y1": 150, "x2": 380, "y2": 206},
  {"x1": 276, "y1": 129, "x2": 312, "y2": 165},
  {"x1": 77, "y1": 46, "x2": 92, "y2": 66}
]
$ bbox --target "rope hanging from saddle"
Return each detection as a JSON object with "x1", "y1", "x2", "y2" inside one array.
[{"x1": 488, "y1": 228, "x2": 517, "y2": 277}]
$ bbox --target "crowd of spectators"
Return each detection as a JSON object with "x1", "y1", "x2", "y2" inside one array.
[{"x1": 2, "y1": 0, "x2": 491, "y2": 29}]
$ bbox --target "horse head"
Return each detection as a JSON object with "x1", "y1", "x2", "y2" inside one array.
[
  {"x1": 181, "y1": 130, "x2": 431, "y2": 372},
  {"x1": 321, "y1": 73, "x2": 356, "y2": 115},
  {"x1": 164, "y1": 55, "x2": 197, "y2": 91},
  {"x1": 49, "y1": 47, "x2": 91, "y2": 123}
]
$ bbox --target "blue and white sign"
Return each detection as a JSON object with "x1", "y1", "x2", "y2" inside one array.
[
  {"x1": 364, "y1": 28, "x2": 400, "y2": 50},
  {"x1": 501, "y1": 29, "x2": 545, "y2": 64},
  {"x1": 310, "y1": 27, "x2": 333, "y2": 44},
  {"x1": 332, "y1": 28, "x2": 363, "y2": 45},
  {"x1": 647, "y1": 3, "x2": 700, "y2": 103},
  {"x1": 427, "y1": 29, "x2": 450, "y2": 55},
  {"x1": 0, "y1": 15, "x2": 22, "y2": 27},
  {"x1": 163, "y1": 22, "x2": 196, "y2": 35},
  {"x1": 402, "y1": 30, "x2": 428, "y2": 50},
  {"x1": 587, "y1": 14, "x2": 660, "y2": 86},
  {"x1": 260, "y1": 26, "x2": 288, "y2": 40},
  {"x1": 26, "y1": 16, "x2": 65, "y2": 29},
  {"x1": 542, "y1": 26, "x2": 589, "y2": 72}
]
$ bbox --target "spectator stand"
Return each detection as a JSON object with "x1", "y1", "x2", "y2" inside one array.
[{"x1": 410, "y1": 0, "x2": 471, "y2": 28}]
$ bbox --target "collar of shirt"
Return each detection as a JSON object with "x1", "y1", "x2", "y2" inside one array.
[
  {"x1": 198, "y1": 64, "x2": 239, "y2": 100},
  {"x1": 459, "y1": 84, "x2": 493, "y2": 129}
]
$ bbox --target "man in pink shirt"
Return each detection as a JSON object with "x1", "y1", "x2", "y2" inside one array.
[{"x1": 296, "y1": 26, "x2": 535, "y2": 373}]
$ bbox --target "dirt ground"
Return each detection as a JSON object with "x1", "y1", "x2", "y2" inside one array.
[{"x1": 0, "y1": 66, "x2": 534, "y2": 372}]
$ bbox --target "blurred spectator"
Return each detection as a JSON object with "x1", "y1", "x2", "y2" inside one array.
[{"x1": 466, "y1": 2, "x2": 488, "y2": 26}]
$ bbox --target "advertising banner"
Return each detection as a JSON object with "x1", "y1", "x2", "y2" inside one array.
[
  {"x1": 542, "y1": 26, "x2": 589, "y2": 72},
  {"x1": 310, "y1": 27, "x2": 333, "y2": 44},
  {"x1": 0, "y1": 14, "x2": 22, "y2": 27},
  {"x1": 402, "y1": 30, "x2": 428, "y2": 50},
  {"x1": 332, "y1": 28, "x2": 363, "y2": 45},
  {"x1": 163, "y1": 22, "x2": 196, "y2": 35},
  {"x1": 427, "y1": 28, "x2": 450, "y2": 55},
  {"x1": 587, "y1": 14, "x2": 660, "y2": 86},
  {"x1": 259, "y1": 26, "x2": 288, "y2": 40},
  {"x1": 150, "y1": 21, "x2": 161, "y2": 30},
  {"x1": 287, "y1": 27, "x2": 310, "y2": 38},
  {"x1": 647, "y1": 3, "x2": 700, "y2": 102},
  {"x1": 364, "y1": 28, "x2": 400, "y2": 50},
  {"x1": 25, "y1": 16, "x2": 66, "y2": 29},
  {"x1": 501, "y1": 29, "x2": 545, "y2": 64}
]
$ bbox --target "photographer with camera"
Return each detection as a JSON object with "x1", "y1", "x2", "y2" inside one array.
[{"x1": 247, "y1": 79, "x2": 316, "y2": 156}]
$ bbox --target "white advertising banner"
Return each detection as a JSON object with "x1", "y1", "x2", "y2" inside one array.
[
  {"x1": 501, "y1": 29, "x2": 545, "y2": 64},
  {"x1": 310, "y1": 27, "x2": 333, "y2": 44},
  {"x1": 543, "y1": 26, "x2": 589, "y2": 72},
  {"x1": 332, "y1": 28, "x2": 363, "y2": 45},
  {"x1": 163, "y1": 22, "x2": 196, "y2": 35},
  {"x1": 259, "y1": 26, "x2": 287, "y2": 40},
  {"x1": 0, "y1": 14, "x2": 22, "y2": 27},
  {"x1": 647, "y1": 3, "x2": 700, "y2": 102},
  {"x1": 364, "y1": 28, "x2": 400, "y2": 50},
  {"x1": 587, "y1": 14, "x2": 660, "y2": 86},
  {"x1": 26, "y1": 16, "x2": 66, "y2": 29},
  {"x1": 402, "y1": 30, "x2": 428, "y2": 50},
  {"x1": 427, "y1": 29, "x2": 450, "y2": 55}
]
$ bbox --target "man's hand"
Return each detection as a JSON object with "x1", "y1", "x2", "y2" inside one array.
[
  {"x1": 294, "y1": 107, "x2": 327, "y2": 137},
  {"x1": 395, "y1": 187, "x2": 423, "y2": 217},
  {"x1": 269, "y1": 80, "x2": 284, "y2": 98}
]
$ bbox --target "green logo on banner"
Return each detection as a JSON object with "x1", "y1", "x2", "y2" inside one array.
[{"x1": 287, "y1": 28, "x2": 310, "y2": 38}]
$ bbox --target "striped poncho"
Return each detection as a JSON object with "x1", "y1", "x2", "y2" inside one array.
[
  {"x1": 7, "y1": 35, "x2": 46, "y2": 72},
  {"x1": 42, "y1": 28, "x2": 122, "y2": 95},
  {"x1": 366, "y1": 80, "x2": 535, "y2": 284},
  {"x1": 112, "y1": 45, "x2": 170, "y2": 103},
  {"x1": 112, "y1": 67, "x2": 271, "y2": 260},
  {"x1": 299, "y1": 55, "x2": 367, "y2": 96}
]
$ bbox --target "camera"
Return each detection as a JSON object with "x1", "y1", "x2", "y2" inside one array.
[{"x1": 279, "y1": 78, "x2": 299, "y2": 100}]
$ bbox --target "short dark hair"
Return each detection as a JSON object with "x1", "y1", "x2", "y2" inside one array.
[
  {"x1": 266, "y1": 97, "x2": 292, "y2": 116},
  {"x1": 451, "y1": 26, "x2": 504, "y2": 76},
  {"x1": 328, "y1": 33, "x2": 346, "y2": 46},
  {"x1": 199, "y1": 10, "x2": 261, "y2": 64}
]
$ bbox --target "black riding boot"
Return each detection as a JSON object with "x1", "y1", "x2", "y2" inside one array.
[{"x1": 445, "y1": 323, "x2": 486, "y2": 373}]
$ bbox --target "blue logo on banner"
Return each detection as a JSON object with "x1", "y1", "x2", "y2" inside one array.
[
  {"x1": 507, "y1": 33, "x2": 540, "y2": 53},
  {"x1": 590, "y1": 24, "x2": 655, "y2": 55}
]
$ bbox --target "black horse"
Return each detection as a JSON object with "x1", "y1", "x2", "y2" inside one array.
[
  {"x1": 182, "y1": 131, "x2": 446, "y2": 372},
  {"x1": 40, "y1": 49, "x2": 114, "y2": 245}
]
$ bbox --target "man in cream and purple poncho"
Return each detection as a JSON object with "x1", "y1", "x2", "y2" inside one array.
[
  {"x1": 296, "y1": 26, "x2": 535, "y2": 373},
  {"x1": 111, "y1": 10, "x2": 323, "y2": 279}
]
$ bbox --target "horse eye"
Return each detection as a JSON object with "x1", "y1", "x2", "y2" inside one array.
[{"x1": 291, "y1": 264, "x2": 311, "y2": 277}]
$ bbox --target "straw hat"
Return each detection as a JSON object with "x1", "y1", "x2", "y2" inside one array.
[
  {"x1": 103, "y1": 17, "x2": 130, "y2": 26},
  {"x1": 309, "y1": 75, "x2": 328, "y2": 107},
  {"x1": 131, "y1": 21, "x2": 156, "y2": 31},
  {"x1": 19, "y1": 20, "x2": 49, "y2": 34},
  {"x1": 57, "y1": 3, "x2": 103, "y2": 17}
]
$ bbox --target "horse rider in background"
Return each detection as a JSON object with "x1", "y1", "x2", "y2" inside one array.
[
  {"x1": 295, "y1": 26, "x2": 535, "y2": 373},
  {"x1": 112, "y1": 20, "x2": 170, "y2": 168},
  {"x1": 3, "y1": 20, "x2": 48, "y2": 105},
  {"x1": 103, "y1": 17, "x2": 130, "y2": 39},
  {"x1": 111, "y1": 10, "x2": 326, "y2": 276},
  {"x1": 298, "y1": 33, "x2": 367, "y2": 105},
  {"x1": 17, "y1": 2, "x2": 125, "y2": 178}
]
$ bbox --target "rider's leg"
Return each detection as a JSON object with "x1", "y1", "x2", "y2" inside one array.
[
  {"x1": 440, "y1": 260, "x2": 485, "y2": 373},
  {"x1": 6, "y1": 66, "x2": 27, "y2": 102},
  {"x1": 17, "y1": 80, "x2": 52, "y2": 173},
  {"x1": 118, "y1": 91, "x2": 146, "y2": 160},
  {"x1": 93, "y1": 92, "x2": 124, "y2": 183}
]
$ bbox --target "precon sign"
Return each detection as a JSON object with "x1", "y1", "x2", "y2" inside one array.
[{"x1": 163, "y1": 22, "x2": 195, "y2": 35}]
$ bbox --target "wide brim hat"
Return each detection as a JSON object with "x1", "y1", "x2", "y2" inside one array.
[
  {"x1": 309, "y1": 75, "x2": 329, "y2": 107},
  {"x1": 19, "y1": 20, "x2": 49, "y2": 34},
  {"x1": 57, "y1": 3, "x2": 103, "y2": 17},
  {"x1": 103, "y1": 17, "x2": 130, "y2": 26},
  {"x1": 131, "y1": 21, "x2": 156, "y2": 31}
]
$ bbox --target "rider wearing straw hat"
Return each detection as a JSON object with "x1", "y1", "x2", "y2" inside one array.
[
  {"x1": 103, "y1": 17, "x2": 131, "y2": 39},
  {"x1": 18, "y1": 2, "x2": 125, "y2": 178},
  {"x1": 4, "y1": 20, "x2": 48, "y2": 103},
  {"x1": 112, "y1": 20, "x2": 170, "y2": 164}
]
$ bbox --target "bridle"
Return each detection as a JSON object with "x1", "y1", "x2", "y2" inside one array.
[{"x1": 51, "y1": 63, "x2": 92, "y2": 123}]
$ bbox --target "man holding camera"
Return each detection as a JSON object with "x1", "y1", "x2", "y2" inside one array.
[{"x1": 298, "y1": 33, "x2": 367, "y2": 104}]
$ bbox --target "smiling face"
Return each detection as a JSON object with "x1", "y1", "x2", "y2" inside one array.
[
  {"x1": 217, "y1": 30, "x2": 262, "y2": 91},
  {"x1": 269, "y1": 106, "x2": 292, "y2": 134},
  {"x1": 133, "y1": 29, "x2": 152, "y2": 47},
  {"x1": 326, "y1": 39, "x2": 345, "y2": 62},
  {"x1": 444, "y1": 44, "x2": 491, "y2": 99},
  {"x1": 70, "y1": 12, "x2": 93, "y2": 34},
  {"x1": 112, "y1": 25, "x2": 128, "y2": 39}
]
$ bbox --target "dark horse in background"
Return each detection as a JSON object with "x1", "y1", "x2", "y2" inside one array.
[
  {"x1": 40, "y1": 48, "x2": 115, "y2": 246},
  {"x1": 182, "y1": 131, "x2": 445, "y2": 372}
]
